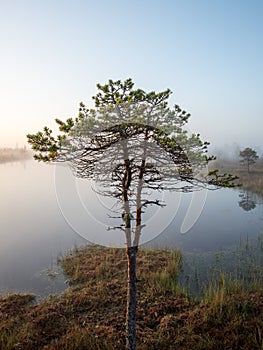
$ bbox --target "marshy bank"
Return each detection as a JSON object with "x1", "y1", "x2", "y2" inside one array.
[
  {"x1": 0, "y1": 245, "x2": 262, "y2": 349},
  {"x1": 211, "y1": 158, "x2": 263, "y2": 198}
]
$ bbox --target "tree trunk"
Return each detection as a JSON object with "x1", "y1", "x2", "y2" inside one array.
[{"x1": 126, "y1": 246, "x2": 138, "y2": 350}]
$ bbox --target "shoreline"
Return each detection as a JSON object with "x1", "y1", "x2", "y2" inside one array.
[{"x1": 0, "y1": 246, "x2": 262, "y2": 349}]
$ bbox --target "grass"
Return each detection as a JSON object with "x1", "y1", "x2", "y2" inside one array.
[
  {"x1": 211, "y1": 158, "x2": 263, "y2": 197},
  {"x1": 0, "y1": 245, "x2": 262, "y2": 349},
  {"x1": 180, "y1": 234, "x2": 263, "y2": 299}
]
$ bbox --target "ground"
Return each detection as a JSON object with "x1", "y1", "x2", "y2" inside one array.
[{"x1": 0, "y1": 246, "x2": 262, "y2": 349}]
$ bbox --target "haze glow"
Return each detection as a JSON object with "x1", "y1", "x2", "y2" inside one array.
[{"x1": 0, "y1": 0, "x2": 262, "y2": 150}]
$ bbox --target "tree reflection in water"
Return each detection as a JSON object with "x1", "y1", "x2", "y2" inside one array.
[{"x1": 238, "y1": 190, "x2": 257, "y2": 211}]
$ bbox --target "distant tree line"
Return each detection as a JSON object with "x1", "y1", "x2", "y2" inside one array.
[{"x1": 0, "y1": 146, "x2": 31, "y2": 163}]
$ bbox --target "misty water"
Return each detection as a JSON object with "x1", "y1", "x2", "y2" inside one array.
[{"x1": 0, "y1": 160, "x2": 263, "y2": 297}]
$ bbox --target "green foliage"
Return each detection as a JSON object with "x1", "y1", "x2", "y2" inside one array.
[
  {"x1": 239, "y1": 147, "x2": 259, "y2": 172},
  {"x1": 27, "y1": 127, "x2": 60, "y2": 161},
  {"x1": 207, "y1": 169, "x2": 240, "y2": 188},
  {"x1": 92, "y1": 78, "x2": 172, "y2": 108},
  {"x1": 27, "y1": 78, "x2": 238, "y2": 189}
]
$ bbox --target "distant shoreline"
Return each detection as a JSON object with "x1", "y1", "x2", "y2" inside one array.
[
  {"x1": 0, "y1": 147, "x2": 32, "y2": 164},
  {"x1": 210, "y1": 158, "x2": 263, "y2": 198}
]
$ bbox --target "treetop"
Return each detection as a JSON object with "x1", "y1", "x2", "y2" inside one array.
[{"x1": 27, "y1": 78, "x2": 239, "y2": 190}]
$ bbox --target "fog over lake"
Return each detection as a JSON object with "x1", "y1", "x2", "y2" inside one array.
[{"x1": 0, "y1": 160, "x2": 262, "y2": 297}]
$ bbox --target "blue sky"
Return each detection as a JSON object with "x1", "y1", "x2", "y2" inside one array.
[{"x1": 0, "y1": 0, "x2": 262, "y2": 152}]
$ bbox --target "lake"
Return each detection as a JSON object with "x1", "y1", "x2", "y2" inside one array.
[{"x1": 0, "y1": 160, "x2": 262, "y2": 297}]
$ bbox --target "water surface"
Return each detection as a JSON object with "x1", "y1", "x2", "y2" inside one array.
[{"x1": 0, "y1": 160, "x2": 262, "y2": 297}]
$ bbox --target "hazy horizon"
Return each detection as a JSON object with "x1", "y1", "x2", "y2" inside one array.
[{"x1": 1, "y1": 1, "x2": 263, "y2": 150}]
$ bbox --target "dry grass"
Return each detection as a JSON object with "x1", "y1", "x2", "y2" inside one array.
[
  {"x1": 0, "y1": 246, "x2": 262, "y2": 349},
  {"x1": 210, "y1": 158, "x2": 263, "y2": 197}
]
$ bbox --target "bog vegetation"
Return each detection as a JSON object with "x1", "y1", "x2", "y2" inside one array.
[
  {"x1": 0, "y1": 246, "x2": 262, "y2": 349},
  {"x1": 211, "y1": 157, "x2": 263, "y2": 197}
]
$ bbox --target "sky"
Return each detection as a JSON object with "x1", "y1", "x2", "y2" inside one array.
[{"x1": 0, "y1": 0, "x2": 262, "y2": 153}]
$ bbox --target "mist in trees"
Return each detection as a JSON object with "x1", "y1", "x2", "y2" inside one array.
[
  {"x1": 0, "y1": 146, "x2": 31, "y2": 163},
  {"x1": 239, "y1": 147, "x2": 259, "y2": 173}
]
